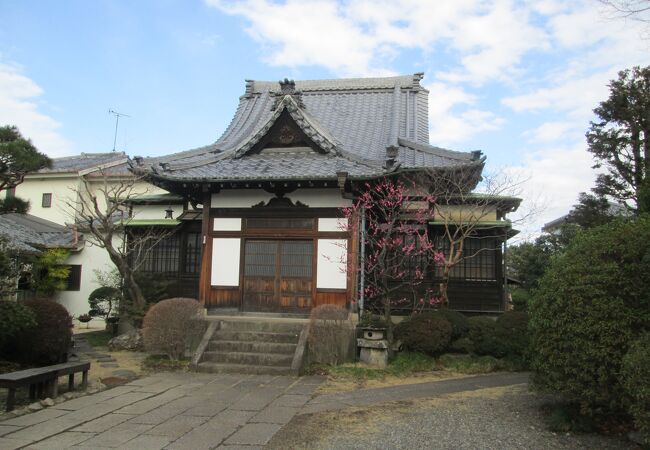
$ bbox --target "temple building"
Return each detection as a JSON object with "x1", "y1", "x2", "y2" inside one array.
[{"x1": 133, "y1": 74, "x2": 520, "y2": 315}]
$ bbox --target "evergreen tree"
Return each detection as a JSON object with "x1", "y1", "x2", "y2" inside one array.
[
  {"x1": 587, "y1": 66, "x2": 650, "y2": 213},
  {"x1": 0, "y1": 125, "x2": 51, "y2": 213}
]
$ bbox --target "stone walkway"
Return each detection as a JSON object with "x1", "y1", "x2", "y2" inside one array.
[
  {"x1": 0, "y1": 372, "x2": 529, "y2": 449},
  {"x1": 0, "y1": 373, "x2": 324, "y2": 450}
]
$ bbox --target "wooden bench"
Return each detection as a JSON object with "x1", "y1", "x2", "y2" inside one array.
[{"x1": 0, "y1": 361, "x2": 90, "y2": 411}]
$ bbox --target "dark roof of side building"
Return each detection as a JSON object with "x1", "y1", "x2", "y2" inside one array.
[
  {"x1": 0, "y1": 213, "x2": 83, "y2": 253},
  {"x1": 135, "y1": 74, "x2": 484, "y2": 183},
  {"x1": 35, "y1": 152, "x2": 129, "y2": 175}
]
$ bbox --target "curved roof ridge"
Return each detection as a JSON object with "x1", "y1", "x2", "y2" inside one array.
[
  {"x1": 249, "y1": 73, "x2": 425, "y2": 93},
  {"x1": 397, "y1": 137, "x2": 477, "y2": 160}
]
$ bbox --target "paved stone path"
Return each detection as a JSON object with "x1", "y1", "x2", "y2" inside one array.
[
  {"x1": 0, "y1": 372, "x2": 529, "y2": 449},
  {"x1": 0, "y1": 373, "x2": 324, "y2": 450}
]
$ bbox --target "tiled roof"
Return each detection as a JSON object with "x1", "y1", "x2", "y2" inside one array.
[
  {"x1": 138, "y1": 73, "x2": 483, "y2": 183},
  {"x1": 37, "y1": 152, "x2": 128, "y2": 174},
  {"x1": 0, "y1": 213, "x2": 82, "y2": 253}
]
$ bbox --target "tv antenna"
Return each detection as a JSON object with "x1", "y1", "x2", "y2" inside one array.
[{"x1": 108, "y1": 109, "x2": 130, "y2": 152}]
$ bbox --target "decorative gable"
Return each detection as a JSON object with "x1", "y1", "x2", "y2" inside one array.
[{"x1": 234, "y1": 94, "x2": 339, "y2": 158}]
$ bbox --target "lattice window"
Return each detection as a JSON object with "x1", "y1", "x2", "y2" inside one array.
[
  {"x1": 184, "y1": 232, "x2": 202, "y2": 274},
  {"x1": 433, "y1": 235, "x2": 498, "y2": 281},
  {"x1": 244, "y1": 240, "x2": 277, "y2": 277},
  {"x1": 246, "y1": 218, "x2": 314, "y2": 230},
  {"x1": 280, "y1": 241, "x2": 312, "y2": 278}
]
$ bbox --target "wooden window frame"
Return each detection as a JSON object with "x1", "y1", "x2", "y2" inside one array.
[
  {"x1": 42, "y1": 193, "x2": 52, "y2": 208},
  {"x1": 64, "y1": 265, "x2": 82, "y2": 291}
]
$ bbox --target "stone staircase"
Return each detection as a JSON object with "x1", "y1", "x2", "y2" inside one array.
[{"x1": 195, "y1": 320, "x2": 306, "y2": 375}]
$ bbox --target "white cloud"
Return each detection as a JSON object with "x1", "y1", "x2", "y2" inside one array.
[
  {"x1": 426, "y1": 81, "x2": 504, "y2": 144},
  {"x1": 206, "y1": 0, "x2": 548, "y2": 82},
  {"x1": 507, "y1": 143, "x2": 596, "y2": 239},
  {"x1": 0, "y1": 62, "x2": 71, "y2": 157},
  {"x1": 524, "y1": 121, "x2": 580, "y2": 144}
]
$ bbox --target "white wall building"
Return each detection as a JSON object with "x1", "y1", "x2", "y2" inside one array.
[{"x1": 7, "y1": 152, "x2": 182, "y2": 316}]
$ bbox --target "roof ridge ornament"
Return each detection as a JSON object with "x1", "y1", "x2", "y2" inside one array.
[{"x1": 272, "y1": 78, "x2": 305, "y2": 109}]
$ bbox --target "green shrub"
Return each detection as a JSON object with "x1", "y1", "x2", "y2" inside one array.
[
  {"x1": 448, "y1": 337, "x2": 473, "y2": 354},
  {"x1": 88, "y1": 286, "x2": 121, "y2": 319},
  {"x1": 0, "y1": 300, "x2": 37, "y2": 358},
  {"x1": 621, "y1": 333, "x2": 650, "y2": 445},
  {"x1": 429, "y1": 309, "x2": 469, "y2": 340},
  {"x1": 495, "y1": 311, "x2": 529, "y2": 358},
  {"x1": 529, "y1": 218, "x2": 650, "y2": 416},
  {"x1": 142, "y1": 298, "x2": 202, "y2": 360},
  {"x1": 467, "y1": 316, "x2": 504, "y2": 357},
  {"x1": 394, "y1": 313, "x2": 452, "y2": 356},
  {"x1": 17, "y1": 299, "x2": 72, "y2": 365},
  {"x1": 510, "y1": 288, "x2": 531, "y2": 311}
]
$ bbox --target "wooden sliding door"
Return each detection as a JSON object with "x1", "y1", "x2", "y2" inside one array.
[{"x1": 243, "y1": 239, "x2": 313, "y2": 313}]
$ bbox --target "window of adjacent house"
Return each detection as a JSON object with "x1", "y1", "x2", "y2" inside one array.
[
  {"x1": 64, "y1": 265, "x2": 82, "y2": 291},
  {"x1": 42, "y1": 193, "x2": 52, "y2": 208}
]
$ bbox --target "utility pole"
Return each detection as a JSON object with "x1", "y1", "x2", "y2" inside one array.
[{"x1": 108, "y1": 109, "x2": 130, "y2": 152}]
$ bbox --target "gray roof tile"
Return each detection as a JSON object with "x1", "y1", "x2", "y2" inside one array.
[
  {"x1": 0, "y1": 213, "x2": 82, "y2": 253},
  {"x1": 140, "y1": 73, "x2": 482, "y2": 182}
]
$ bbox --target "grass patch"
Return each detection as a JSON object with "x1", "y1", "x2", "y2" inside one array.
[
  {"x1": 142, "y1": 354, "x2": 190, "y2": 371},
  {"x1": 310, "y1": 352, "x2": 439, "y2": 381},
  {"x1": 310, "y1": 352, "x2": 527, "y2": 382},
  {"x1": 438, "y1": 353, "x2": 527, "y2": 374},
  {"x1": 81, "y1": 330, "x2": 112, "y2": 348}
]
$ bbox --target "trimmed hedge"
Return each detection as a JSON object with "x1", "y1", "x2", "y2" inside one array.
[
  {"x1": 142, "y1": 298, "x2": 202, "y2": 360},
  {"x1": 529, "y1": 218, "x2": 650, "y2": 416},
  {"x1": 467, "y1": 316, "x2": 504, "y2": 357},
  {"x1": 495, "y1": 311, "x2": 529, "y2": 359},
  {"x1": 428, "y1": 309, "x2": 469, "y2": 340},
  {"x1": 17, "y1": 299, "x2": 72, "y2": 365},
  {"x1": 394, "y1": 313, "x2": 452, "y2": 356}
]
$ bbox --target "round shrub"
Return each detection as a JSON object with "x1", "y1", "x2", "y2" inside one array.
[
  {"x1": 495, "y1": 311, "x2": 529, "y2": 358},
  {"x1": 308, "y1": 305, "x2": 352, "y2": 365},
  {"x1": 0, "y1": 300, "x2": 37, "y2": 358},
  {"x1": 467, "y1": 316, "x2": 504, "y2": 357},
  {"x1": 621, "y1": 333, "x2": 650, "y2": 445},
  {"x1": 529, "y1": 218, "x2": 650, "y2": 416},
  {"x1": 394, "y1": 313, "x2": 452, "y2": 356},
  {"x1": 429, "y1": 309, "x2": 469, "y2": 340},
  {"x1": 17, "y1": 299, "x2": 72, "y2": 365},
  {"x1": 142, "y1": 298, "x2": 202, "y2": 360}
]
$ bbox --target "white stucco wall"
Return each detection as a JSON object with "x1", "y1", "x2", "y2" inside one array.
[
  {"x1": 132, "y1": 204, "x2": 183, "y2": 220},
  {"x1": 13, "y1": 176, "x2": 80, "y2": 225},
  {"x1": 55, "y1": 235, "x2": 123, "y2": 317},
  {"x1": 316, "y1": 239, "x2": 348, "y2": 289}
]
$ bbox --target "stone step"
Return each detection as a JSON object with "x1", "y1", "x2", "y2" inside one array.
[
  {"x1": 196, "y1": 362, "x2": 293, "y2": 375},
  {"x1": 208, "y1": 340, "x2": 297, "y2": 355},
  {"x1": 212, "y1": 330, "x2": 300, "y2": 344},
  {"x1": 218, "y1": 320, "x2": 305, "y2": 333},
  {"x1": 202, "y1": 351, "x2": 294, "y2": 367}
]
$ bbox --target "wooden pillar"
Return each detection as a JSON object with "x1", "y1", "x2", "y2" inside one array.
[
  {"x1": 198, "y1": 189, "x2": 213, "y2": 308},
  {"x1": 68, "y1": 373, "x2": 75, "y2": 391}
]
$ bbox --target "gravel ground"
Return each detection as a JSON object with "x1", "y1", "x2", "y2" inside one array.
[{"x1": 268, "y1": 384, "x2": 637, "y2": 450}]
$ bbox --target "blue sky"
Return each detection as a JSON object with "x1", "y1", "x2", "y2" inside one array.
[{"x1": 1, "y1": 0, "x2": 648, "y2": 235}]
